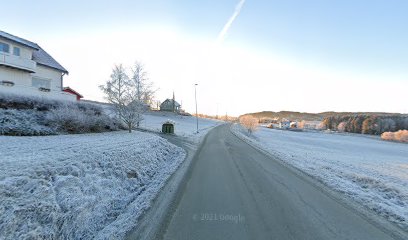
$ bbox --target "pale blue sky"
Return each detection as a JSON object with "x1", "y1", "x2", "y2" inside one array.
[{"x1": 2, "y1": 0, "x2": 407, "y2": 115}]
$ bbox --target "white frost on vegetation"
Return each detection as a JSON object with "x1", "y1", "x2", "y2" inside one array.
[
  {"x1": 0, "y1": 131, "x2": 185, "y2": 239},
  {"x1": 97, "y1": 104, "x2": 223, "y2": 142},
  {"x1": 140, "y1": 111, "x2": 223, "y2": 142},
  {"x1": 0, "y1": 109, "x2": 55, "y2": 135}
]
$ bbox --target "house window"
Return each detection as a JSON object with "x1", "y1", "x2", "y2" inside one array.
[
  {"x1": 32, "y1": 77, "x2": 51, "y2": 89},
  {"x1": 0, "y1": 42, "x2": 10, "y2": 53},
  {"x1": 13, "y1": 47, "x2": 20, "y2": 56}
]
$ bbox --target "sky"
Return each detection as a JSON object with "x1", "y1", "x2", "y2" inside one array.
[{"x1": 1, "y1": 0, "x2": 407, "y2": 116}]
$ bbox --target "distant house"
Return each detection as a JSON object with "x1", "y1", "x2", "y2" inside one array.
[
  {"x1": 0, "y1": 30, "x2": 75, "y2": 100},
  {"x1": 266, "y1": 123, "x2": 279, "y2": 129},
  {"x1": 63, "y1": 87, "x2": 83, "y2": 101},
  {"x1": 160, "y1": 99, "x2": 181, "y2": 112},
  {"x1": 279, "y1": 120, "x2": 291, "y2": 129}
]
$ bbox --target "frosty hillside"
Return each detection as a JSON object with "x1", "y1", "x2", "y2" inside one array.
[
  {"x1": 0, "y1": 131, "x2": 185, "y2": 239},
  {"x1": 0, "y1": 93, "x2": 221, "y2": 239}
]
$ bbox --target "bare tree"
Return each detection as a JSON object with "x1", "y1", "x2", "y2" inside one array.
[
  {"x1": 337, "y1": 122, "x2": 347, "y2": 132},
  {"x1": 297, "y1": 120, "x2": 306, "y2": 129},
  {"x1": 130, "y1": 62, "x2": 156, "y2": 127},
  {"x1": 239, "y1": 115, "x2": 259, "y2": 134},
  {"x1": 316, "y1": 121, "x2": 326, "y2": 130},
  {"x1": 99, "y1": 64, "x2": 146, "y2": 133},
  {"x1": 131, "y1": 62, "x2": 156, "y2": 104}
]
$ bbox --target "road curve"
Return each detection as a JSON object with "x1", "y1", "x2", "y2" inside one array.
[{"x1": 161, "y1": 124, "x2": 397, "y2": 240}]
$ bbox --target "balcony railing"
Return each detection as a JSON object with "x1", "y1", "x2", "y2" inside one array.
[{"x1": 0, "y1": 52, "x2": 36, "y2": 73}]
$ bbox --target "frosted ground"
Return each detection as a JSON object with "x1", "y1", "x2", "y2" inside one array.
[
  {"x1": 0, "y1": 107, "x2": 221, "y2": 239},
  {"x1": 0, "y1": 131, "x2": 185, "y2": 239},
  {"x1": 140, "y1": 111, "x2": 222, "y2": 142},
  {"x1": 233, "y1": 125, "x2": 408, "y2": 230}
]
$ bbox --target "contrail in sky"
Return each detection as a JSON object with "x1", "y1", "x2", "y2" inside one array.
[{"x1": 217, "y1": 0, "x2": 246, "y2": 43}]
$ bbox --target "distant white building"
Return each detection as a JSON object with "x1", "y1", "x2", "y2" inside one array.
[
  {"x1": 0, "y1": 30, "x2": 75, "y2": 101},
  {"x1": 279, "y1": 120, "x2": 291, "y2": 129}
]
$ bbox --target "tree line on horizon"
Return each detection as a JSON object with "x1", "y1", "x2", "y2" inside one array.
[
  {"x1": 322, "y1": 115, "x2": 408, "y2": 135},
  {"x1": 242, "y1": 110, "x2": 407, "y2": 122}
]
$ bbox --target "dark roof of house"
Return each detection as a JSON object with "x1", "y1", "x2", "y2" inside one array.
[
  {"x1": 161, "y1": 99, "x2": 181, "y2": 107},
  {"x1": 32, "y1": 46, "x2": 68, "y2": 74},
  {"x1": 0, "y1": 30, "x2": 38, "y2": 50},
  {"x1": 0, "y1": 30, "x2": 68, "y2": 74}
]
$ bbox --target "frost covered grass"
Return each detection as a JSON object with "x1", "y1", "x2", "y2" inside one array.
[
  {"x1": 232, "y1": 124, "x2": 408, "y2": 230},
  {"x1": 0, "y1": 93, "x2": 120, "y2": 136},
  {"x1": 0, "y1": 131, "x2": 185, "y2": 239},
  {"x1": 96, "y1": 104, "x2": 223, "y2": 142},
  {"x1": 139, "y1": 111, "x2": 223, "y2": 142}
]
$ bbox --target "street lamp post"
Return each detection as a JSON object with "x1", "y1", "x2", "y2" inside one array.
[{"x1": 194, "y1": 84, "x2": 199, "y2": 133}]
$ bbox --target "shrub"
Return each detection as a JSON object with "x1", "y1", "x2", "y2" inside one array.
[
  {"x1": 239, "y1": 115, "x2": 259, "y2": 134},
  {"x1": 381, "y1": 130, "x2": 408, "y2": 143},
  {"x1": 0, "y1": 109, "x2": 56, "y2": 136},
  {"x1": 0, "y1": 92, "x2": 60, "y2": 111},
  {"x1": 46, "y1": 104, "x2": 119, "y2": 134},
  {"x1": 0, "y1": 92, "x2": 120, "y2": 135}
]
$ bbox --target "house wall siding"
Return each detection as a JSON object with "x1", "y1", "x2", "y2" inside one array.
[
  {"x1": 0, "y1": 55, "x2": 72, "y2": 101},
  {"x1": 0, "y1": 65, "x2": 62, "y2": 91},
  {"x1": 0, "y1": 66, "x2": 31, "y2": 86},
  {"x1": 32, "y1": 65, "x2": 62, "y2": 91},
  {"x1": 18, "y1": 45, "x2": 32, "y2": 60}
]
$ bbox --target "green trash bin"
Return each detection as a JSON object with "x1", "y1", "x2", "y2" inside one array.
[{"x1": 162, "y1": 122, "x2": 174, "y2": 134}]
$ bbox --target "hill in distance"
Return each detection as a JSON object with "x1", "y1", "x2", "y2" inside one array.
[{"x1": 241, "y1": 111, "x2": 408, "y2": 121}]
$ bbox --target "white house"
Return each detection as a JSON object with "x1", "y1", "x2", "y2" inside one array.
[
  {"x1": 279, "y1": 119, "x2": 291, "y2": 129},
  {"x1": 290, "y1": 121, "x2": 298, "y2": 128},
  {"x1": 0, "y1": 30, "x2": 75, "y2": 101}
]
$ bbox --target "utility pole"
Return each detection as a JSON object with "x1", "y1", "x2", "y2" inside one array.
[
  {"x1": 216, "y1": 102, "x2": 219, "y2": 119},
  {"x1": 195, "y1": 84, "x2": 199, "y2": 133},
  {"x1": 172, "y1": 91, "x2": 175, "y2": 113}
]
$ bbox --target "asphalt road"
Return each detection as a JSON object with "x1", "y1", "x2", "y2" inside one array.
[{"x1": 161, "y1": 124, "x2": 397, "y2": 240}]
